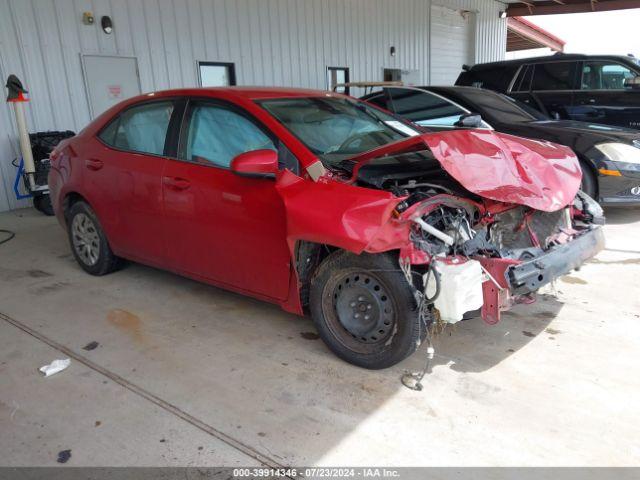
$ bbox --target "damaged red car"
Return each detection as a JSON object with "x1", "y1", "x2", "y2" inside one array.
[{"x1": 48, "y1": 88, "x2": 605, "y2": 369}]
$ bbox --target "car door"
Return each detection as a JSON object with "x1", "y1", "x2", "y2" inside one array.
[
  {"x1": 161, "y1": 98, "x2": 292, "y2": 300},
  {"x1": 525, "y1": 61, "x2": 579, "y2": 120},
  {"x1": 572, "y1": 60, "x2": 640, "y2": 129},
  {"x1": 89, "y1": 99, "x2": 178, "y2": 264}
]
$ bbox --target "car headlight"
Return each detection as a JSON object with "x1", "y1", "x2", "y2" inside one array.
[{"x1": 595, "y1": 142, "x2": 640, "y2": 165}]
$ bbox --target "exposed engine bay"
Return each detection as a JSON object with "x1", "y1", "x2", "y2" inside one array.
[{"x1": 344, "y1": 148, "x2": 606, "y2": 325}]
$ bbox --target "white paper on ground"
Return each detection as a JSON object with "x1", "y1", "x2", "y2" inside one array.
[{"x1": 39, "y1": 358, "x2": 71, "y2": 377}]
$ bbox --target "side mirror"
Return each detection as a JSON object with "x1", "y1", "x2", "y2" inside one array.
[
  {"x1": 454, "y1": 113, "x2": 483, "y2": 128},
  {"x1": 230, "y1": 149, "x2": 278, "y2": 178},
  {"x1": 624, "y1": 76, "x2": 640, "y2": 89}
]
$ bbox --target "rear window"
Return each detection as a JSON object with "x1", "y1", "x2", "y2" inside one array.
[
  {"x1": 454, "y1": 89, "x2": 539, "y2": 123},
  {"x1": 455, "y1": 66, "x2": 520, "y2": 92},
  {"x1": 386, "y1": 88, "x2": 466, "y2": 127},
  {"x1": 99, "y1": 101, "x2": 174, "y2": 155},
  {"x1": 532, "y1": 62, "x2": 578, "y2": 91}
]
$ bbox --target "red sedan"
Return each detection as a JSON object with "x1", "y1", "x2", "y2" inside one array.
[{"x1": 49, "y1": 87, "x2": 604, "y2": 369}]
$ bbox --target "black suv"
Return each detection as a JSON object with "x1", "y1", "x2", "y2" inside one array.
[{"x1": 456, "y1": 54, "x2": 640, "y2": 130}]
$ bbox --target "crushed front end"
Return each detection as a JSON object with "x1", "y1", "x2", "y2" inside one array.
[
  {"x1": 396, "y1": 190, "x2": 605, "y2": 325},
  {"x1": 343, "y1": 131, "x2": 606, "y2": 325}
]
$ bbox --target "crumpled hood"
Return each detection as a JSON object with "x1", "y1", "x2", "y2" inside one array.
[{"x1": 349, "y1": 129, "x2": 582, "y2": 212}]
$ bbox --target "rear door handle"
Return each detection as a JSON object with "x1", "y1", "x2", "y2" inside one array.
[
  {"x1": 85, "y1": 158, "x2": 103, "y2": 171},
  {"x1": 163, "y1": 176, "x2": 191, "y2": 191}
]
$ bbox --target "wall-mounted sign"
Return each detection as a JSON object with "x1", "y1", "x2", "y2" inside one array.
[{"x1": 107, "y1": 84, "x2": 122, "y2": 99}]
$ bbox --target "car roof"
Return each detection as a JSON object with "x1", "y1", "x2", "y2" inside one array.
[
  {"x1": 421, "y1": 85, "x2": 512, "y2": 100},
  {"x1": 133, "y1": 86, "x2": 339, "y2": 101},
  {"x1": 362, "y1": 85, "x2": 502, "y2": 97},
  {"x1": 465, "y1": 53, "x2": 638, "y2": 71}
]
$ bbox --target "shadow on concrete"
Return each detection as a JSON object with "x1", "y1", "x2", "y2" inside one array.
[
  {"x1": 603, "y1": 206, "x2": 640, "y2": 225},
  {"x1": 0, "y1": 208, "x2": 569, "y2": 466},
  {"x1": 423, "y1": 293, "x2": 562, "y2": 374}
]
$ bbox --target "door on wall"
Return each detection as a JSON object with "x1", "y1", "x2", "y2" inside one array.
[
  {"x1": 82, "y1": 55, "x2": 141, "y2": 118},
  {"x1": 430, "y1": 5, "x2": 475, "y2": 86}
]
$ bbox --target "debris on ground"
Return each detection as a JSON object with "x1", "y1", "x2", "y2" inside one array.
[
  {"x1": 39, "y1": 359, "x2": 70, "y2": 377},
  {"x1": 82, "y1": 341, "x2": 99, "y2": 351},
  {"x1": 300, "y1": 332, "x2": 319, "y2": 340},
  {"x1": 56, "y1": 449, "x2": 71, "y2": 463}
]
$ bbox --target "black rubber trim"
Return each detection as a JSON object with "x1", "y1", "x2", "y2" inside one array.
[{"x1": 507, "y1": 227, "x2": 605, "y2": 295}]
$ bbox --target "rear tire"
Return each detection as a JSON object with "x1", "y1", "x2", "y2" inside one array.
[
  {"x1": 67, "y1": 201, "x2": 122, "y2": 276},
  {"x1": 579, "y1": 161, "x2": 598, "y2": 200},
  {"x1": 33, "y1": 194, "x2": 54, "y2": 216},
  {"x1": 309, "y1": 251, "x2": 424, "y2": 369}
]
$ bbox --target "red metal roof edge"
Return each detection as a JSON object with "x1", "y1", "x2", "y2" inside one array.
[{"x1": 509, "y1": 16, "x2": 567, "y2": 47}]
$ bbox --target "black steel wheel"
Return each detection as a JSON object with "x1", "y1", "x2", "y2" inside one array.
[
  {"x1": 328, "y1": 271, "x2": 396, "y2": 349},
  {"x1": 309, "y1": 251, "x2": 423, "y2": 369}
]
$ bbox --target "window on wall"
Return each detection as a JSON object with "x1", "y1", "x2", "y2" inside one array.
[
  {"x1": 327, "y1": 67, "x2": 350, "y2": 94},
  {"x1": 198, "y1": 62, "x2": 237, "y2": 87},
  {"x1": 383, "y1": 69, "x2": 402, "y2": 82}
]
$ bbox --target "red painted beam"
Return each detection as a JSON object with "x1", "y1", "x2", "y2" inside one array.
[
  {"x1": 507, "y1": 0, "x2": 640, "y2": 16},
  {"x1": 507, "y1": 17, "x2": 565, "y2": 51}
]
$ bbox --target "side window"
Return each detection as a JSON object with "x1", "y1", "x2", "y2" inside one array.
[
  {"x1": 512, "y1": 65, "x2": 533, "y2": 92},
  {"x1": 581, "y1": 61, "x2": 636, "y2": 90},
  {"x1": 99, "y1": 101, "x2": 174, "y2": 155},
  {"x1": 532, "y1": 62, "x2": 578, "y2": 91},
  {"x1": 185, "y1": 103, "x2": 276, "y2": 168},
  {"x1": 387, "y1": 88, "x2": 466, "y2": 127}
]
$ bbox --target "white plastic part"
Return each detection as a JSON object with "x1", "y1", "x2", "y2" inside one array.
[
  {"x1": 563, "y1": 207, "x2": 572, "y2": 230},
  {"x1": 432, "y1": 259, "x2": 484, "y2": 324},
  {"x1": 12, "y1": 101, "x2": 36, "y2": 190},
  {"x1": 39, "y1": 358, "x2": 70, "y2": 377},
  {"x1": 413, "y1": 217, "x2": 454, "y2": 246}
]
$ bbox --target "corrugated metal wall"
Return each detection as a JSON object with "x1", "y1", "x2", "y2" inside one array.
[{"x1": 0, "y1": 0, "x2": 506, "y2": 212}]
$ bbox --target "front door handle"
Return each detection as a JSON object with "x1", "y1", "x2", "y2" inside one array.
[
  {"x1": 85, "y1": 158, "x2": 103, "y2": 171},
  {"x1": 163, "y1": 176, "x2": 191, "y2": 191}
]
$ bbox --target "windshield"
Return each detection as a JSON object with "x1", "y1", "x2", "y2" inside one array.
[
  {"x1": 456, "y1": 88, "x2": 547, "y2": 123},
  {"x1": 258, "y1": 96, "x2": 418, "y2": 166}
]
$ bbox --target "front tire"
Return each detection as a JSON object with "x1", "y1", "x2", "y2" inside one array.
[
  {"x1": 309, "y1": 251, "x2": 423, "y2": 369},
  {"x1": 579, "y1": 160, "x2": 598, "y2": 200},
  {"x1": 67, "y1": 201, "x2": 122, "y2": 276}
]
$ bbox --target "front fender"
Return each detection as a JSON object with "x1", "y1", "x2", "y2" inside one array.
[{"x1": 275, "y1": 170, "x2": 403, "y2": 254}]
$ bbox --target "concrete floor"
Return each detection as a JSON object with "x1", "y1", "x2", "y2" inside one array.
[{"x1": 0, "y1": 207, "x2": 639, "y2": 467}]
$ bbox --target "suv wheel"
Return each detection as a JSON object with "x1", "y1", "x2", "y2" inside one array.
[
  {"x1": 309, "y1": 251, "x2": 425, "y2": 369},
  {"x1": 67, "y1": 201, "x2": 122, "y2": 275}
]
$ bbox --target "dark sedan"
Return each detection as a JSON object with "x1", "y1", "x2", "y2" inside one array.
[{"x1": 362, "y1": 86, "x2": 640, "y2": 206}]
